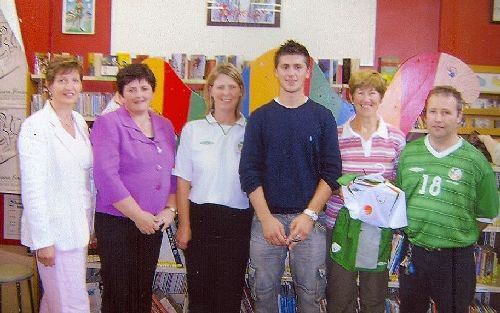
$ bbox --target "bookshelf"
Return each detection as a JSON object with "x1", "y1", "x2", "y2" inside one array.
[
  {"x1": 87, "y1": 261, "x2": 186, "y2": 274},
  {"x1": 31, "y1": 73, "x2": 206, "y2": 85},
  {"x1": 388, "y1": 280, "x2": 500, "y2": 293}
]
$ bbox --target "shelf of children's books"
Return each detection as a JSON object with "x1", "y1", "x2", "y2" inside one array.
[
  {"x1": 463, "y1": 108, "x2": 500, "y2": 117},
  {"x1": 87, "y1": 261, "x2": 187, "y2": 274},
  {"x1": 31, "y1": 74, "x2": 117, "y2": 82},
  {"x1": 483, "y1": 226, "x2": 500, "y2": 232},
  {"x1": 331, "y1": 84, "x2": 349, "y2": 89},
  {"x1": 182, "y1": 79, "x2": 206, "y2": 85},
  {"x1": 389, "y1": 280, "x2": 500, "y2": 293},
  {"x1": 409, "y1": 128, "x2": 500, "y2": 136}
]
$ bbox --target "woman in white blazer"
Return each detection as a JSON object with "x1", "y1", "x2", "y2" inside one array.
[{"x1": 18, "y1": 56, "x2": 93, "y2": 313}]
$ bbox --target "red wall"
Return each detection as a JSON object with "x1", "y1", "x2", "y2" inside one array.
[
  {"x1": 16, "y1": 0, "x2": 112, "y2": 92},
  {"x1": 375, "y1": 0, "x2": 441, "y2": 67},
  {"x1": 439, "y1": 0, "x2": 500, "y2": 65}
]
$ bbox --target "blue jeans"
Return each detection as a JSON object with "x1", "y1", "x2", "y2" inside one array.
[{"x1": 248, "y1": 214, "x2": 327, "y2": 313}]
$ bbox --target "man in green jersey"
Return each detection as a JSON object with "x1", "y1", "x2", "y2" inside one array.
[{"x1": 396, "y1": 86, "x2": 499, "y2": 313}]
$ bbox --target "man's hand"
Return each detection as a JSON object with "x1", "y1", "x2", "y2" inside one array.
[
  {"x1": 37, "y1": 246, "x2": 55, "y2": 267},
  {"x1": 287, "y1": 214, "x2": 315, "y2": 249},
  {"x1": 261, "y1": 215, "x2": 287, "y2": 246}
]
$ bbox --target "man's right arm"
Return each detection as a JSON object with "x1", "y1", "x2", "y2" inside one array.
[{"x1": 239, "y1": 112, "x2": 287, "y2": 245}]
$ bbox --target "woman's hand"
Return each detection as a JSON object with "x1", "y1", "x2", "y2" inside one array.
[
  {"x1": 131, "y1": 210, "x2": 159, "y2": 235},
  {"x1": 36, "y1": 246, "x2": 55, "y2": 267},
  {"x1": 175, "y1": 223, "x2": 191, "y2": 250},
  {"x1": 154, "y1": 208, "x2": 176, "y2": 231}
]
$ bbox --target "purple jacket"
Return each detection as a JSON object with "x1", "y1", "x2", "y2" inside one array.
[{"x1": 91, "y1": 107, "x2": 176, "y2": 217}]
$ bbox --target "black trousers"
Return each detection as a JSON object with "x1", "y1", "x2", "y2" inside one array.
[
  {"x1": 95, "y1": 212, "x2": 163, "y2": 313},
  {"x1": 399, "y1": 244, "x2": 476, "y2": 313},
  {"x1": 185, "y1": 202, "x2": 253, "y2": 313}
]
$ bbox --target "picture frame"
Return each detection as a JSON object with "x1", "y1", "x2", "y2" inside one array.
[
  {"x1": 492, "y1": 0, "x2": 500, "y2": 23},
  {"x1": 62, "y1": 0, "x2": 96, "y2": 34},
  {"x1": 207, "y1": 0, "x2": 281, "y2": 28}
]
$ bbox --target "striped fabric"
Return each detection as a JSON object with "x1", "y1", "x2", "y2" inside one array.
[{"x1": 325, "y1": 119, "x2": 406, "y2": 229}]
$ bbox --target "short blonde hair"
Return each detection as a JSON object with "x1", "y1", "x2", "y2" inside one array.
[
  {"x1": 45, "y1": 55, "x2": 83, "y2": 86},
  {"x1": 349, "y1": 70, "x2": 387, "y2": 98},
  {"x1": 203, "y1": 63, "x2": 244, "y2": 118}
]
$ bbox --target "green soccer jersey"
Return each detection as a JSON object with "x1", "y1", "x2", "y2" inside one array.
[{"x1": 396, "y1": 136, "x2": 499, "y2": 249}]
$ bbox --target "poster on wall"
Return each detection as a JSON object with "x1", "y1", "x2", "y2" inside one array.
[
  {"x1": 3, "y1": 193, "x2": 22, "y2": 240},
  {"x1": 0, "y1": 8, "x2": 28, "y2": 194},
  {"x1": 207, "y1": 0, "x2": 281, "y2": 27},
  {"x1": 62, "y1": 0, "x2": 96, "y2": 34}
]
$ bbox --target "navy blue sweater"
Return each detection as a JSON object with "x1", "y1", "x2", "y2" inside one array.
[{"x1": 239, "y1": 99, "x2": 342, "y2": 214}]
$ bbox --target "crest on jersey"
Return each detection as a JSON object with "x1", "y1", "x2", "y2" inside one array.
[
  {"x1": 448, "y1": 167, "x2": 463, "y2": 181},
  {"x1": 409, "y1": 167, "x2": 424, "y2": 173}
]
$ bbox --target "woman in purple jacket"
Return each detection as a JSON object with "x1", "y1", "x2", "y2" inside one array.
[{"x1": 90, "y1": 64, "x2": 177, "y2": 313}]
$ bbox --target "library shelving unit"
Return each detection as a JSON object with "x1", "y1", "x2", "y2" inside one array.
[{"x1": 30, "y1": 73, "x2": 207, "y2": 121}]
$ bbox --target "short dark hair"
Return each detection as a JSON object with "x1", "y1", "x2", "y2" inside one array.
[
  {"x1": 425, "y1": 85, "x2": 465, "y2": 113},
  {"x1": 45, "y1": 55, "x2": 83, "y2": 86},
  {"x1": 274, "y1": 40, "x2": 310, "y2": 69},
  {"x1": 116, "y1": 63, "x2": 156, "y2": 96}
]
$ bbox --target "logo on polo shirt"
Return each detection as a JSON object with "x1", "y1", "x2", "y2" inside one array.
[
  {"x1": 199, "y1": 140, "x2": 214, "y2": 145},
  {"x1": 409, "y1": 167, "x2": 424, "y2": 173},
  {"x1": 448, "y1": 167, "x2": 463, "y2": 181}
]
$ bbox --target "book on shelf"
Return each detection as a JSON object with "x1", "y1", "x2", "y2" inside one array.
[
  {"x1": 341, "y1": 58, "x2": 360, "y2": 85},
  {"x1": 101, "y1": 55, "x2": 119, "y2": 76},
  {"x1": 116, "y1": 52, "x2": 131, "y2": 68},
  {"x1": 33, "y1": 52, "x2": 50, "y2": 75},
  {"x1": 153, "y1": 272, "x2": 187, "y2": 311},
  {"x1": 153, "y1": 289, "x2": 183, "y2": 313},
  {"x1": 378, "y1": 56, "x2": 400, "y2": 83},
  {"x1": 318, "y1": 59, "x2": 332, "y2": 84},
  {"x1": 133, "y1": 54, "x2": 150, "y2": 64},
  {"x1": 240, "y1": 285, "x2": 254, "y2": 313},
  {"x1": 228, "y1": 55, "x2": 245, "y2": 72},
  {"x1": 171, "y1": 53, "x2": 187, "y2": 79},
  {"x1": 214, "y1": 55, "x2": 228, "y2": 65},
  {"x1": 87, "y1": 281, "x2": 102, "y2": 313},
  {"x1": 335, "y1": 63, "x2": 343, "y2": 85},
  {"x1": 88, "y1": 52, "x2": 103, "y2": 76},
  {"x1": 188, "y1": 55, "x2": 206, "y2": 80},
  {"x1": 162, "y1": 224, "x2": 185, "y2": 268},
  {"x1": 205, "y1": 59, "x2": 216, "y2": 78}
]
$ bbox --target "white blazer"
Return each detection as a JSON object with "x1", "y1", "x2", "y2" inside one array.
[{"x1": 18, "y1": 102, "x2": 93, "y2": 251}]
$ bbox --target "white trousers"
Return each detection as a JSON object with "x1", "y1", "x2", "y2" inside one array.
[{"x1": 37, "y1": 247, "x2": 90, "y2": 313}]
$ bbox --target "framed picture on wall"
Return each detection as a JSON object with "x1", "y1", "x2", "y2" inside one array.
[
  {"x1": 207, "y1": 0, "x2": 281, "y2": 27},
  {"x1": 62, "y1": 0, "x2": 96, "y2": 34},
  {"x1": 492, "y1": 0, "x2": 500, "y2": 23}
]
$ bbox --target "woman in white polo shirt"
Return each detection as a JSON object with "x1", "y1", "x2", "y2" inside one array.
[{"x1": 173, "y1": 63, "x2": 251, "y2": 313}]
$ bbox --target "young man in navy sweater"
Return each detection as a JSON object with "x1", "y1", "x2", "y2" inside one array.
[{"x1": 239, "y1": 40, "x2": 342, "y2": 313}]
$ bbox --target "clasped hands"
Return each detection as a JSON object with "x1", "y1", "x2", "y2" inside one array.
[
  {"x1": 132, "y1": 208, "x2": 176, "y2": 235},
  {"x1": 261, "y1": 214, "x2": 315, "y2": 249}
]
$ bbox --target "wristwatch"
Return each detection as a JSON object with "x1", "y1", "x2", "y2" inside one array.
[{"x1": 302, "y1": 208, "x2": 318, "y2": 222}]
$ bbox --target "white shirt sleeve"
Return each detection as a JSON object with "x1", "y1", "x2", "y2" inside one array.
[{"x1": 172, "y1": 123, "x2": 193, "y2": 181}]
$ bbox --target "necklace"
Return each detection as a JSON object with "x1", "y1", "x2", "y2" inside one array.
[
  {"x1": 58, "y1": 115, "x2": 74, "y2": 127},
  {"x1": 216, "y1": 121, "x2": 234, "y2": 135}
]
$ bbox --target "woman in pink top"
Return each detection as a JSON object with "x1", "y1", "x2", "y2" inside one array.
[
  {"x1": 325, "y1": 70, "x2": 406, "y2": 313},
  {"x1": 91, "y1": 64, "x2": 177, "y2": 313}
]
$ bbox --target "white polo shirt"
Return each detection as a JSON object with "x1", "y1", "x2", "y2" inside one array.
[{"x1": 173, "y1": 113, "x2": 249, "y2": 209}]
